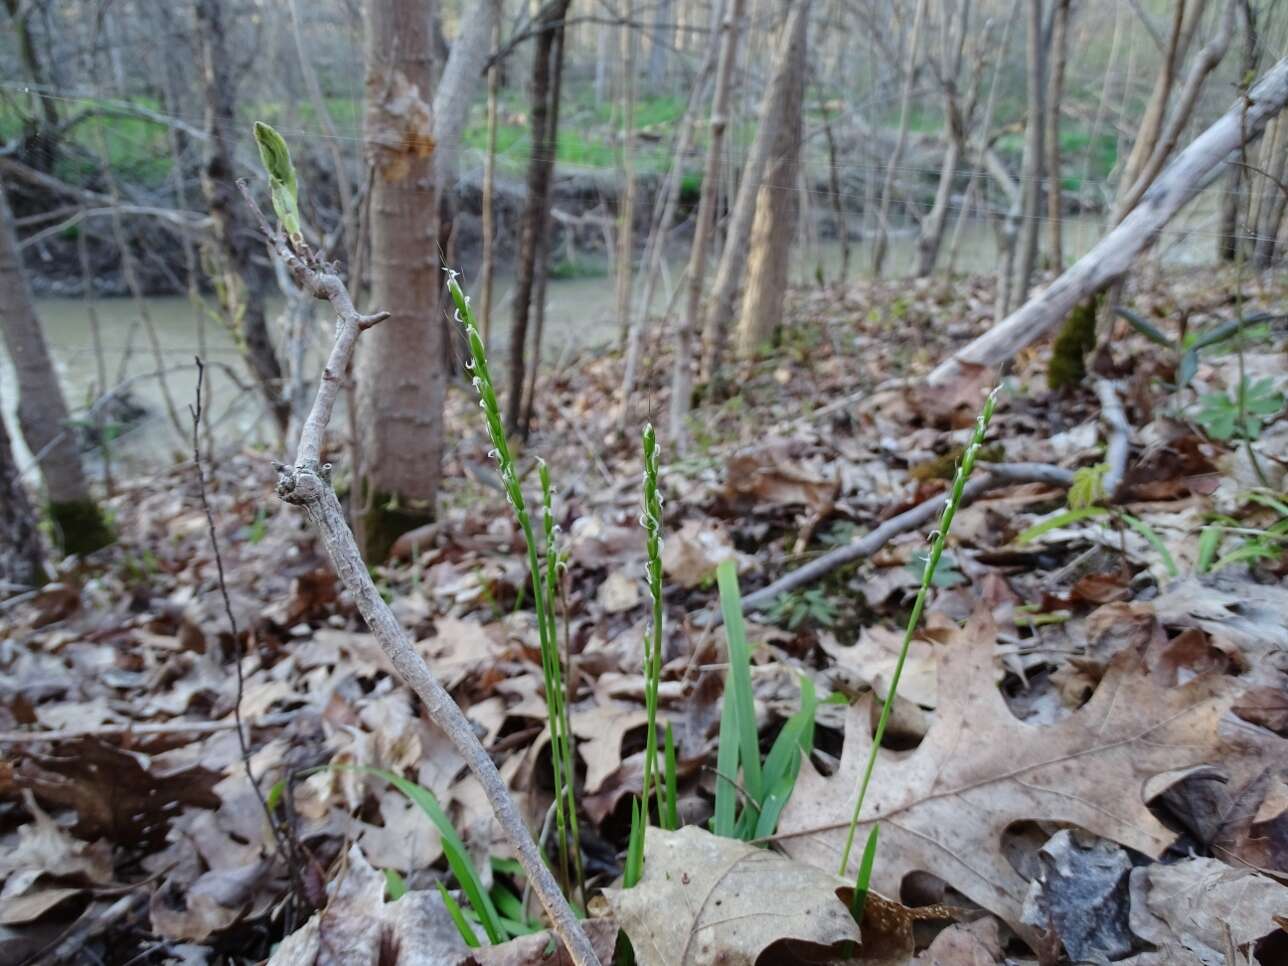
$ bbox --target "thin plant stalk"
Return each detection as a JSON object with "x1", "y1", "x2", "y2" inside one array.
[
  {"x1": 451, "y1": 275, "x2": 581, "y2": 900},
  {"x1": 640, "y1": 424, "x2": 665, "y2": 819},
  {"x1": 837, "y1": 388, "x2": 1000, "y2": 875}
]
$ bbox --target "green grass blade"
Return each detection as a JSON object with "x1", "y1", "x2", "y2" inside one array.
[
  {"x1": 371, "y1": 768, "x2": 505, "y2": 945},
  {"x1": 384, "y1": 868, "x2": 407, "y2": 901},
  {"x1": 662, "y1": 722, "x2": 679, "y2": 831},
  {"x1": 1120, "y1": 513, "x2": 1178, "y2": 577},
  {"x1": 753, "y1": 748, "x2": 801, "y2": 840},
  {"x1": 437, "y1": 882, "x2": 482, "y2": 948},
  {"x1": 851, "y1": 824, "x2": 880, "y2": 923},
  {"x1": 1113, "y1": 306, "x2": 1173, "y2": 347},
  {"x1": 1016, "y1": 505, "x2": 1110, "y2": 543},
  {"x1": 624, "y1": 797, "x2": 645, "y2": 888},
  {"x1": 712, "y1": 678, "x2": 741, "y2": 838},
  {"x1": 716, "y1": 560, "x2": 763, "y2": 805},
  {"x1": 1196, "y1": 525, "x2": 1222, "y2": 574}
]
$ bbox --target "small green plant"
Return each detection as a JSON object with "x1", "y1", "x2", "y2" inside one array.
[
  {"x1": 1115, "y1": 307, "x2": 1278, "y2": 391},
  {"x1": 906, "y1": 550, "x2": 965, "y2": 588},
  {"x1": 447, "y1": 274, "x2": 582, "y2": 903},
  {"x1": 625, "y1": 424, "x2": 676, "y2": 888},
  {"x1": 1196, "y1": 491, "x2": 1288, "y2": 574},
  {"x1": 766, "y1": 588, "x2": 839, "y2": 629},
  {"x1": 1195, "y1": 376, "x2": 1284, "y2": 442},
  {"x1": 368, "y1": 768, "x2": 547, "y2": 947},
  {"x1": 711, "y1": 561, "x2": 818, "y2": 842},
  {"x1": 838, "y1": 387, "x2": 1000, "y2": 879},
  {"x1": 1018, "y1": 462, "x2": 1179, "y2": 578}
]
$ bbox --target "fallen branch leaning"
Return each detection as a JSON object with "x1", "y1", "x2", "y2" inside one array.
[{"x1": 236, "y1": 179, "x2": 601, "y2": 966}]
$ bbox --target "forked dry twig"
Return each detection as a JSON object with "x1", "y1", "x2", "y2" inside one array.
[{"x1": 236, "y1": 179, "x2": 600, "y2": 965}]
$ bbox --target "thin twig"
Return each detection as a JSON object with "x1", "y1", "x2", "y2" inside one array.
[
  {"x1": 189, "y1": 358, "x2": 300, "y2": 929},
  {"x1": 237, "y1": 179, "x2": 600, "y2": 966},
  {"x1": 732, "y1": 462, "x2": 1076, "y2": 615},
  {"x1": 1094, "y1": 379, "x2": 1131, "y2": 500}
]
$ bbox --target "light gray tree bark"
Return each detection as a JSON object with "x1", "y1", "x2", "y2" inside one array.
[
  {"x1": 671, "y1": 0, "x2": 746, "y2": 447},
  {"x1": 1012, "y1": 0, "x2": 1046, "y2": 308},
  {"x1": 871, "y1": 0, "x2": 928, "y2": 277},
  {"x1": 355, "y1": 0, "x2": 444, "y2": 561},
  {"x1": 700, "y1": 0, "x2": 806, "y2": 382},
  {"x1": 735, "y1": 0, "x2": 810, "y2": 358},
  {"x1": 0, "y1": 401, "x2": 45, "y2": 590}
]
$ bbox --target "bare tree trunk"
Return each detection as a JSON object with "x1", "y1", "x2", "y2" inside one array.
[
  {"x1": 648, "y1": 0, "x2": 673, "y2": 87},
  {"x1": 914, "y1": 1, "x2": 971, "y2": 278},
  {"x1": 1013, "y1": 0, "x2": 1046, "y2": 307},
  {"x1": 1219, "y1": 0, "x2": 1260, "y2": 262},
  {"x1": 671, "y1": 0, "x2": 745, "y2": 447},
  {"x1": 506, "y1": 0, "x2": 572, "y2": 434},
  {"x1": 0, "y1": 184, "x2": 112, "y2": 556},
  {"x1": 0, "y1": 403, "x2": 45, "y2": 590},
  {"x1": 735, "y1": 0, "x2": 810, "y2": 358},
  {"x1": 479, "y1": 1, "x2": 502, "y2": 350},
  {"x1": 1113, "y1": 0, "x2": 1236, "y2": 222},
  {"x1": 699, "y1": 0, "x2": 805, "y2": 383},
  {"x1": 872, "y1": 0, "x2": 928, "y2": 277},
  {"x1": 948, "y1": 0, "x2": 1020, "y2": 273},
  {"x1": 2, "y1": 0, "x2": 59, "y2": 170},
  {"x1": 355, "y1": 0, "x2": 444, "y2": 561},
  {"x1": 1045, "y1": 0, "x2": 1072, "y2": 269},
  {"x1": 930, "y1": 56, "x2": 1288, "y2": 386},
  {"x1": 287, "y1": 0, "x2": 355, "y2": 260},
  {"x1": 520, "y1": 19, "x2": 568, "y2": 438},
  {"x1": 1252, "y1": 114, "x2": 1288, "y2": 266},
  {"x1": 615, "y1": 20, "x2": 639, "y2": 348},
  {"x1": 195, "y1": 0, "x2": 290, "y2": 435},
  {"x1": 621, "y1": 2, "x2": 724, "y2": 427}
]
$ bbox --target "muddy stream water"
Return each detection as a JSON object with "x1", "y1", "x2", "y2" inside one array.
[{"x1": 3, "y1": 212, "x2": 1220, "y2": 476}]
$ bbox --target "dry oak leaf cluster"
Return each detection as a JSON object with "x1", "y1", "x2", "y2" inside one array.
[{"x1": 776, "y1": 606, "x2": 1281, "y2": 946}]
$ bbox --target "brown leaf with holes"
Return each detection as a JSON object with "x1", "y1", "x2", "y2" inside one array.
[
  {"x1": 777, "y1": 607, "x2": 1273, "y2": 945},
  {"x1": 604, "y1": 826, "x2": 859, "y2": 966}
]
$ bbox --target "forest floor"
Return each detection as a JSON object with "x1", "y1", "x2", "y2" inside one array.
[{"x1": 2, "y1": 264, "x2": 1287, "y2": 965}]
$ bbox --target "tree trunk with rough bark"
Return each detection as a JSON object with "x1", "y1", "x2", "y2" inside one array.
[
  {"x1": 506, "y1": 0, "x2": 572, "y2": 434},
  {"x1": 699, "y1": 0, "x2": 805, "y2": 383},
  {"x1": 355, "y1": 0, "x2": 444, "y2": 562},
  {"x1": 1045, "y1": 0, "x2": 1072, "y2": 270},
  {"x1": 735, "y1": 0, "x2": 810, "y2": 358},
  {"x1": 872, "y1": 0, "x2": 928, "y2": 277},
  {"x1": 195, "y1": 0, "x2": 289, "y2": 436},
  {"x1": 1013, "y1": 0, "x2": 1046, "y2": 308},
  {"x1": 479, "y1": 1, "x2": 502, "y2": 349},
  {"x1": 671, "y1": 0, "x2": 745, "y2": 448},
  {"x1": 0, "y1": 184, "x2": 112, "y2": 557}
]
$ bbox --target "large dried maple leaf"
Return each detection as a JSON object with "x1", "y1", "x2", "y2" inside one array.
[{"x1": 777, "y1": 608, "x2": 1254, "y2": 937}]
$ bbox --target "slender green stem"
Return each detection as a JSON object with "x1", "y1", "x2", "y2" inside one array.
[
  {"x1": 640, "y1": 424, "x2": 665, "y2": 820},
  {"x1": 451, "y1": 273, "x2": 580, "y2": 898},
  {"x1": 837, "y1": 388, "x2": 999, "y2": 875}
]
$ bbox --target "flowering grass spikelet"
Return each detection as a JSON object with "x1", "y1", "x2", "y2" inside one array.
[{"x1": 838, "y1": 386, "x2": 1001, "y2": 876}]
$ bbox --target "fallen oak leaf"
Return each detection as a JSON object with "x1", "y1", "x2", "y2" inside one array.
[
  {"x1": 1128, "y1": 857, "x2": 1288, "y2": 965},
  {"x1": 776, "y1": 606, "x2": 1264, "y2": 945},
  {"x1": 603, "y1": 825, "x2": 858, "y2": 966}
]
